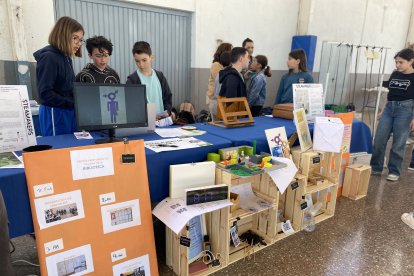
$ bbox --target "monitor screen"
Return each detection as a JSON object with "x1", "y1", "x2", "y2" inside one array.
[{"x1": 73, "y1": 83, "x2": 148, "y2": 132}]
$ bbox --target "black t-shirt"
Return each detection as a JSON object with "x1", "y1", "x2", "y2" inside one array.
[{"x1": 387, "y1": 71, "x2": 414, "y2": 101}]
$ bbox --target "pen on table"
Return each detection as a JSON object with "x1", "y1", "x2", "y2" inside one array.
[{"x1": 157, "y1": 144, "x2": 179, "y2": 147}]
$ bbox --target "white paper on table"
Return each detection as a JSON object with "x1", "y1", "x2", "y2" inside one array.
[
  {"x1": 74, "y1": 131, "x2": 93, "y2": 139},
  {"x1": 231, "y1": 183, "x2": 273, "y2": 213},
  {"x1": 313, "y1": 117, "x2": 344, "y2": 153},
  {"x1": 152, "y1": 197, "x2": 232, "y2": 234},
  {"x1": 70, "y1": 147, "x2": 114, "y2": 180},
  {"x1": 101, "y1": 199, "x2": 141, "y2": 234},
  {"x1": 267, "y1": 157, "x2": 298, "y2": 194},
  {"x1": 0, "y1": 85, "x2": 37, "y2": 153},
  {"x1": 0, "y1": 152, "x2": 24, "y2": 168},
  {"x1": 155, "y1": 128, "x2": 206, "y2": 138},
  {"x1": 34, "y1": 190, "x2": 85, "y2": 230},
  {"x1": 155, "y1": 128, "x2": 186, "y2": 137},
  {"x1": 46, "y1": 244, "x2": 94, "y2": 276},
  {"x1": 145, "y1": 137, "x2": 212, "y2": 153},
  {"x1": 112, "y1": 254, "x2": 150, "y2": 276}
]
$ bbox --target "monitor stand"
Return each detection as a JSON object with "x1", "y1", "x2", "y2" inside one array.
[{"x1": 95, "y1": 129, "x2": 123, "y2": 144}]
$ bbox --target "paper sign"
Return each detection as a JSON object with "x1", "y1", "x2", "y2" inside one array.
[
  {"x1": 44, "y1": 238, "x2": 64, "y2": 255},
  {"x1": 34, "y1": 183, "x2": 54, "y2": 198},
  {"x1": 70, "y1": 147, "x2": 114, "y2": 180},
  {"x1": 112, "y1": 254, "x2": 151, "y2": 276},
  {"x1": 267, "y1": 157, "x2": 298, "y2": 194},
  {"x1": 281, "y1": 220, "x2": 295, "y2": 235},
  {"x1": 34, "y1": 190, "x2": 85, "y2": 230},
  {"x1": 231, "y1": 183, "x2": 273, "y2": 212},
  {"x1": 45, "y1": 244, "x2": 94, "y2": 276},
  {"x1": 111, "y1": 248, "x2": 127, "y2": 263},
  {"x1": 265, "y1": 127, "x2": 291, "y2": 158},
  {"x1": 313, "y1": 117, "x2": 345, "y2": 153},
  {"x1": 0, "y1": 85, "x2": 37, "y2": 153},
  {"x1": 101, "y1": 199, "x2": 141, "y2": 234},
  {"x1": 152, "y1": 198, "x2": 232, "y2": 235},
  {"x1": 99, "y1": 192, "x2": 116, "y2": 205}
]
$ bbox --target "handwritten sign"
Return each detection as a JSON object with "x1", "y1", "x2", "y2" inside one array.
[
  {"x1": 44, "y1": 238, "x2": 64, "y2": 255},
  {"x1": 34, "y1": 183, "x2": 54, "y2": 198},
  {"x1": 99, "y1": 192, "x2": 116, "y2": 205},
  {"x1": 111, "y1": 248, "x2": 127, "y2": 262}
]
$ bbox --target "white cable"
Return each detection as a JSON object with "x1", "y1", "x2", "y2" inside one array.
[{"x1": 12, "y1": 259, "x2": 40, "y2": 267}]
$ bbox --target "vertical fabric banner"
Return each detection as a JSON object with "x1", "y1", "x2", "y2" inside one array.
[{"x1": 23, "y1": 140, "x2": 159, "y2": 275}]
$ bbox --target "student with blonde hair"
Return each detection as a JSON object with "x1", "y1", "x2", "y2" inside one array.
[{"x1": 34, "y1": 16, "x2": 84, "y2": 136}]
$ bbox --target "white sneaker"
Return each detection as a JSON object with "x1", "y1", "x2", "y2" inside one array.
[
  {"x1": 401, "y1": 213, "x2": 414, "y2": 230},
  {"x1": 386, "y1": 174, "x2": 399, "y2": 181}
]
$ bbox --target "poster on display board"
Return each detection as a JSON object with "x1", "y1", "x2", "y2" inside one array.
[
  {"x1": 0, "y1": 85, "x2": 37, "y2": 153},
  {"x1": 293, "y1": 83, "x2": 325, "y2": 122},
  {"x1": 23, "y1": 140, "x2": 158, "y2": 275}
]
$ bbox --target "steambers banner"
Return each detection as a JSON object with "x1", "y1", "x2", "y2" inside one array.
[{"x1": 0, "y1": 85, "x2": 37, "y2": 153}]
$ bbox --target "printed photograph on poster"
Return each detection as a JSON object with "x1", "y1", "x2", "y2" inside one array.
[
  {"x1": 112, "y1": 254, "x2": 150, "y2": 276},
  {"x1": 34, "y1": 190, "x2": 85, "y2": 230},
  {"x1": 293, "y1": 108, "x2": 312, "y2": 152},
  {"x1": 46, "y1": 244, "x2": 94, "y2": 276},
  {"x1": 0, "y1": 85, "x2": 37, "y2": 153},
  {"x1": 70, "y1": 147, "x2": 114, "y2": 181},
  {"x1": 0, "y1": 152, "x2": 23, "y2": 168},
  {"x1": 101, "y1": 199, "x2": 141, "y2": 234},
  {"x1": 265, "y1": 127, "x2": 290, "y2": 158}
]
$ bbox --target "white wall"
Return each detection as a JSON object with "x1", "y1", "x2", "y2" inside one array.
[
  {"x1": 0, "y1": 0, "x2": 14, "y2": 60},
  {"x1": 0, "y1": 0, "x2": 413, "y2": 74},
  {"x1": 0, "y1": 0, "x2": 55, "y2": 62},
  {"x1": 308, "y1": 0, "x2": 412, "y2": 73},
  {"x1": 192, "y1": 0, "x2": 300, "y2": 69}
]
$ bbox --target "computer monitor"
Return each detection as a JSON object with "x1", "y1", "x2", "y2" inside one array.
[{"x1": 73, "y1": 83, "x2": 147, "y2": 144}]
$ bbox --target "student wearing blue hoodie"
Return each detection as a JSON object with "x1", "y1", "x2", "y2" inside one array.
[
  {"x1": 248, "y1": 55, "x2": 272, "y2": 116},
  {"x1": 33, "y1": 17, "x2": 84, "y2": 136},
  {"x1": 274, "y1": 49, "x2": 314, "y2": 104}
]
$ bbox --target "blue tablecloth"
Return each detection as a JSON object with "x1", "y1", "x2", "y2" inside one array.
[
  {"x1": 0, "y1": 131, "x2": 231, "y2": 238},
  {"x1": 195, "y1": 116, "x2": 372, "y2": 154},
  {"x1": 1, "y1": 116, "x2": 372, "y2": 238}
]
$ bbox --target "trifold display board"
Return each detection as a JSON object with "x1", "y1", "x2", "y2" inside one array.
[{"x1": 23, "y1": 140, "x2": 158, "y2": 276}]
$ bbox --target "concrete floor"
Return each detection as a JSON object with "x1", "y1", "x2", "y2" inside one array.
[{"x1": 9, "y1": 146, "x2": 414, "y2": 276}]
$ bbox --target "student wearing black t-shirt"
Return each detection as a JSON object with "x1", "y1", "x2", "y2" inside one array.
[
  {"x1": 76, "y1": 36, "x2": 120, "y2": 84},
  {"x1": 370, "y1": 48, "x2": 414, "y2": 181}
]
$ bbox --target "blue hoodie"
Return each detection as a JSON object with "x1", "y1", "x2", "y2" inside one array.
[{"x1": 33, "y1": 45, "x2": 75, "y2": 109}]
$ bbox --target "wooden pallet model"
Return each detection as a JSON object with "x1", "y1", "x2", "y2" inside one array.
[{"x1": 209, "y1": 97, "x2": 254, "y2": 128}]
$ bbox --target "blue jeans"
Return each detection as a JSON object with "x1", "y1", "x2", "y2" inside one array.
[{"x1": 370, "y1": 99, "x2": 414, "y2": 176}]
